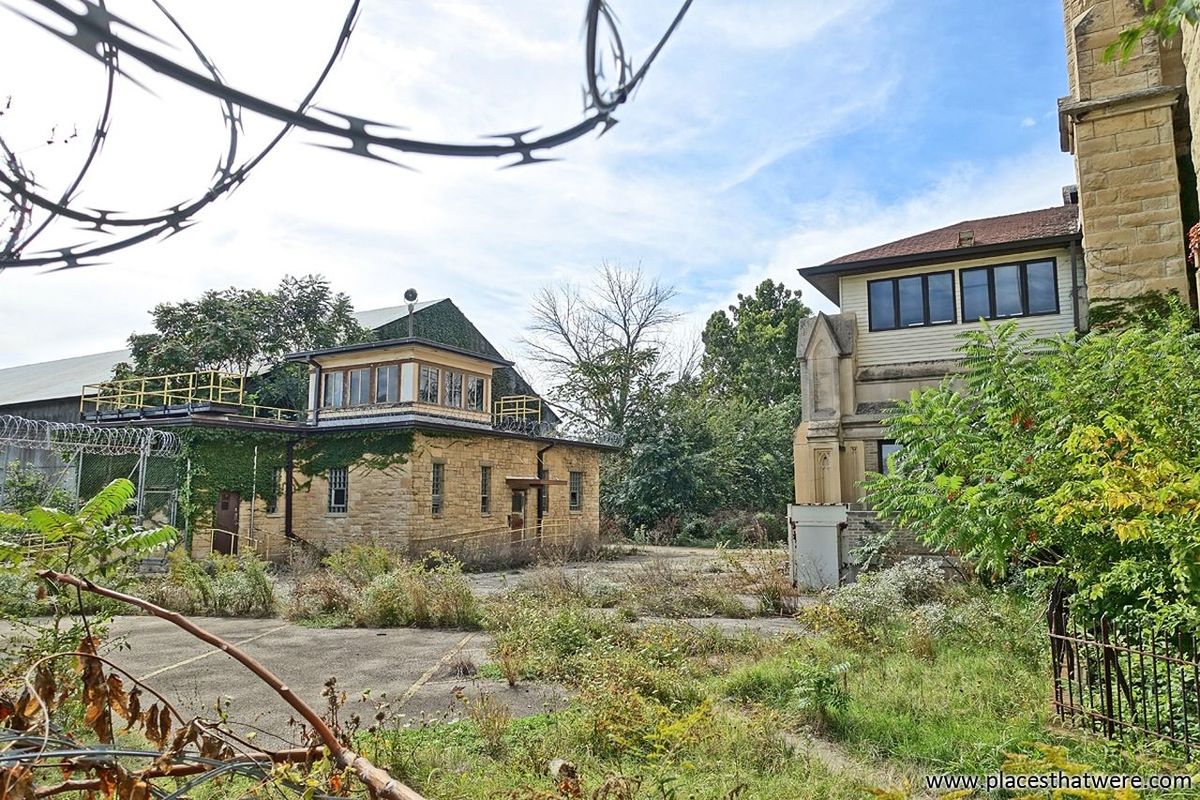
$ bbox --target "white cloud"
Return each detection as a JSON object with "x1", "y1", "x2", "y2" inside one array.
[
  {"x1": 1021, "y1": 116, "x2": 1037, "y2": 127},
  {"x1": 0, "y1": 0, "x2": 1071, "y2": 393}
]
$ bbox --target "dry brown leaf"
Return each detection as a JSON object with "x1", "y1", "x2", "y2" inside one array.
[
  {"x1": 124, "y1": 687, "x2": 142, "y2": 731},
  {"x1": 142, "y1": 703, "x2": 161, "y2": 747},
  {"x1": 0, "y1": 766, "x2": 36, "y2": 800},
  {"x1": 107, "y1": 673, "x2": 130, "y2": 721},
  {"x1": 157, "y1": 704, "x2": 172, "y2": 746}
]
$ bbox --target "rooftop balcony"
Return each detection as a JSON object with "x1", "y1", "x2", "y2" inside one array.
[{"x1": 81, "y1": 371, "x2": 622, "y2": 447}]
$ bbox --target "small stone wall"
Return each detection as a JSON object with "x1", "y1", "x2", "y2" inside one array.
[{"x1": 839, "y1": 509, "x2": 945, "y2": 583}]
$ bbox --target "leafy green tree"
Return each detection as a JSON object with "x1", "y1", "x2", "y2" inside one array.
[
  {"x1": 868, "y1": 305, "x2": 1200, "y2": 626},
  {"x1": 0, "y1": 462, "x2": 74, "y2": 513},
  {"x1": 700, "y1": 279, "x2": 810, "y2": 408},
  {"x1": 117, "y1": 275, "x2": 370, "y2": 409},
  {"x1": 1, "y1": 478, "x2": 177, "y2": 590}
]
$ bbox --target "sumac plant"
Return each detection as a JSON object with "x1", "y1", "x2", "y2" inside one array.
[
  {"x1": 867, "y1": 303, "x2": 1200, "y2": 628},
  {"x1": 0, "y1": 480, "x2": 425, "y2": 799}
]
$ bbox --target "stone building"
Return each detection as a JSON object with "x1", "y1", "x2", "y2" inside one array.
[
  {"x1": 1059, "y1": 0, "x2": 1196, "y2": 305},
  {"x1": 788, "y1": 200, "x2": 1083, "y2": 586},
  {"x1": 68, "y1": 299, "x2": 613, "y2": 563}
]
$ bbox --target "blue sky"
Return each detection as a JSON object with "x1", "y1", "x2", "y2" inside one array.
[{"x1": 0, "y1": 0, "x2": 1076, "y2": 375}]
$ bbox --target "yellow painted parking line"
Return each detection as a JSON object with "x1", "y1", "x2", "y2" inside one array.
[
  {"x1": 138, "y1": 624, "x2": 289, "y2": 681},
  {"x1": 398, "y1": 632, "x2": 475, "y2": 706}
]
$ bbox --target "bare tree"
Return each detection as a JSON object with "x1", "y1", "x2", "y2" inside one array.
[{"x1": 524, "y1": 263, "x2": 678, "y2": 433}]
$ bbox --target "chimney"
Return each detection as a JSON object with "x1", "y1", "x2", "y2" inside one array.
[
  {"x1": 1062, "y1": 184, "x2": 1079, "y2": 205},
  {"x1": 958, "y1": 229, "x2": 974, "y2": 248}
]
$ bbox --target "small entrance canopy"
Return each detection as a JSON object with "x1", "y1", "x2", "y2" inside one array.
[{"x1": 505, "y1": 476, "x2": 567, "y2": 490}]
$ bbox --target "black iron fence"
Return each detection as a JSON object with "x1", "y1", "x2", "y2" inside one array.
[{"x1": 1048, "y1": 591, "x2": 1200, "y2": 758}]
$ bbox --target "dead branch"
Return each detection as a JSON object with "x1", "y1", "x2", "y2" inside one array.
[
  {"x1": 37, "y1": 569, "x2": 426, "y2": 800},
  {"x1": 32, "y1": 748, "x2": 323, "y2": 798}
]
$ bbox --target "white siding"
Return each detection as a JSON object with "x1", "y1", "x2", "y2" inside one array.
[{"x1": 839, "y1": 246, "x2": 1077, "y2": 368}]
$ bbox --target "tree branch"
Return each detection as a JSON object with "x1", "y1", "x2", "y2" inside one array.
[{"x1": 36, "y1": 569, "x2": 425, "y2": 800}]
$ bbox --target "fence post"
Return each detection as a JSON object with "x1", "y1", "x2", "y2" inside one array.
[{"x1": 1100, "y1": 616, "x2": 1116, "y2": 738}]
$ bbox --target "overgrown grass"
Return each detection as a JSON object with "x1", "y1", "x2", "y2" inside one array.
[
  {"x1": 355, "y1": 559, "x2": 1196, "y2": 799},
  {"x1": 287, "y1": 546, "x2": 481, "y2": 629},
  {"x1": 138, "y1": 550, "x2": 277, "y2": 617}
]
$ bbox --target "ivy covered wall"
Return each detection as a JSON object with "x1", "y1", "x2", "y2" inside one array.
[{"x1": 178, "y1": 426, "x2": 415, "y2": 532}]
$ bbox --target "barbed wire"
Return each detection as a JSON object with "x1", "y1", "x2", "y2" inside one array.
[
  {"x1": 0, "y1": 0, "x2": 694, "y2": 271},
  {"x1": 0, "y1": 415, "x2": 180, "y2": 457}
]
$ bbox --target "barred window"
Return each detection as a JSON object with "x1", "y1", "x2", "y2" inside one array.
[
  {"x1": 467, "y1": 376, "x2": 486, "y2": 411},
  {"x1": 328, "y1": 468, "x2": 348, "y2": 514},
  {"x1": 480, "y1": 465, "x2": 491, "y2": 514},
  {"x1": 419, "y1": 366, "x2": 439, "y2": 404},
  {"x1": 569, "y1": 471, "x2": 583, "y2": 512},
  {"x1": 375, "y1": 364, "x2": 398, "y2": 404},
  {"x1": 443, "y1": 371, "x2": 463, "y2": 407},
  {"x1": 348, "y1": 368, "x2": 371, "y2": 406},
  {"x1": 432, "y1": 462, "x2": 444, "y2": 517}
]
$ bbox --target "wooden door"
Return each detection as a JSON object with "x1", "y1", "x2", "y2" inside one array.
[
  {"x1": 508, "y1": 490, "x2": 526, "y2": 541},
  {"x1": 213, "y1": 491, "x2": 240, "y2": 555}
]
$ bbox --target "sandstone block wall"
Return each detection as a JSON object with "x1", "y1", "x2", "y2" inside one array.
[
  {"x1": 195, "y1": 431, "x2": 602, "y2": 561},
  {"x1": 1063, "y1": 0, "x2": 1193, "y2": 304}
]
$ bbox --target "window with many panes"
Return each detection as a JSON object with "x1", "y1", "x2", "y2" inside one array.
[
  {"x1": 867, "y1": 271, "x2": 956, "y2": 331},
  {"x1": 480, "y1": 465, "x2": 491, "y2": 514},
  {"x1": 322, "y1": 371, "x2": 345, "y2": 408},
  {"x1": 348, "y1": 368, "x2": 371, "y2": 406},
  {"x1": 328, "y1": 467, "x2": 348, "y2": 513},
  {"x1": 443, "y1": 371, "x2": 463, "y2": 407},
  {"x1": 569, "y1": 471, "x2": 583, "y2": 512},
  {"x1": 466, "y1": 376, "x2": 486, "y2": 411},
  {"x1": 960, "y1": 260, "x2": 1058, "y2": 322},
  {"x1": 419, "y1": 366, "x2": 439, "y2": 404},
  {"x1": 431, "y1": 462, "x2": 444, "y2": 516},
  {"x1": 375, "y1": 364, "x2": 398, "y2": 404}
]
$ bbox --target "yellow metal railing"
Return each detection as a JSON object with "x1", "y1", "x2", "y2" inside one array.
[
  {"x1": 409, "y1": 517, "x2": 579, "y2": 561},
  {"x1": 492, "y1": 394, "x2": 542, "y2": 422},
  {"x1": 81, "y1": 370, "x2": 298, "y2": 421}
]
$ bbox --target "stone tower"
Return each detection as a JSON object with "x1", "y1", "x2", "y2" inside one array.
[{"x1": 1060, "y1": 0, "x2": 1194, "y2": 306}]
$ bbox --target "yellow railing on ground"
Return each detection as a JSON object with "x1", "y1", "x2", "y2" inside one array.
[
  {"x1": 409, "y1": 517, "x2": 585, "y2": 563},
  {"x1": 81, "y1": 370, "x2": 298, "y2": 421}
]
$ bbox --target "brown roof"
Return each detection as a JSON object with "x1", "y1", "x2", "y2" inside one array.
[{"x1": 823, "y1": 204, "x2": 1080, "y2": 267}]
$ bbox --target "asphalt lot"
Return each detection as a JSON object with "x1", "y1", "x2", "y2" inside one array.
[{"x1": 1, "y1": 547, "x2": 804, "y2": 741}]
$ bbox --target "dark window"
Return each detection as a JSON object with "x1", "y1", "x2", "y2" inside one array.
[
  {"x1": 328, "y1": 468, "x2": 348, "y2": 514},
  {"x1": 322, "y1": 371, "x2": 344, "y2": 408},
  {"x1": 569, "y1": 471, "x2": 583, "y2": 512},
  {"x1": 375, "y1": 365, "x2": 398, "y2": 404},
  {"x1": 866, "y1": 271, "x2": 957, "y2": 331},
  {"x1": 443, "y1": 371, "x2": 463, "y2": 407},
  {"x1": 431, "y1": 462, "x2": 444, "y2": 516},
  {"x1": 266, "y1": 468, "x2": 281, "y2": 514},
  {"x1": 419, "y1": 366, "x2": 439, "y2": 404},
  {"x1": 897, "y1": 276, "x2": 924, "y2": 327},
  {"x1": 927, "y1": 272, "x2": 955, "y2": 324},
  {"x1": 959, "y1": 260, "x2": 1060, "y2": 322},
  {"x1": 879, "y1": 441, "x2": 903, "y2": 475},
  {"x1": 348, "y1": 368, "x2": 371, "y2": 406},
  {"x1": 480, "y1": 465, "x2": 491, "y2": 514},
  {"x1": 993, "y1": 265, "x2": 1022, "y2": 317},
  {"x1": 961, "y1": 268, "x2": 990, "y2": 322},
  {"x1": 868, "y1": 280, "x2": 896, "y2": 330},
  {"x1": 467, "y1": 376, "x2": 486, "y2": 411},
  {"x1": 1026, "y1": 261, "x2": 1057, "y2": 314}
]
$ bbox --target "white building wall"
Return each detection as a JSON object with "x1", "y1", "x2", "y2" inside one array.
[{"x1": 839, "y1": 246, "x2": 1078, "y2": 368}]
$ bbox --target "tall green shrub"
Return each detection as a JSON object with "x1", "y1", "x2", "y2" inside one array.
[{"x1": 868, "y1": 305, "x2": 1200, "y2": 627}]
